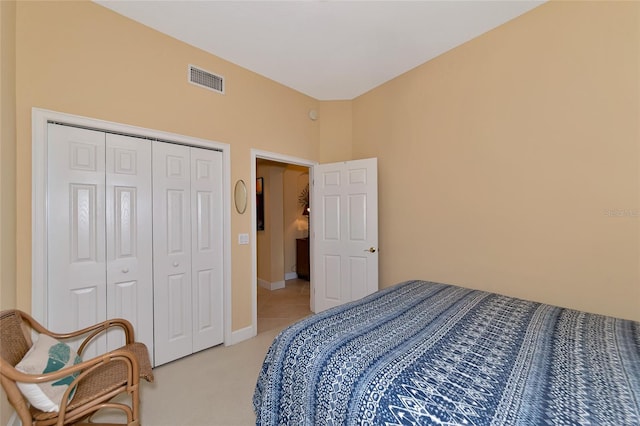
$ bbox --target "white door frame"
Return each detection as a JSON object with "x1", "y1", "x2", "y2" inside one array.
[
  {"x1": 32, "y1": 107, "x2": 233, "y2": 344},
  {"x1": 250, "y1": 149, "x2": 316, "y2": 335}
]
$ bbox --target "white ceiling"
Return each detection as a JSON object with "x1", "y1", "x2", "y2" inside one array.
[{"x1": 95, "y1": 1, "x2": 544, "y2": 101}]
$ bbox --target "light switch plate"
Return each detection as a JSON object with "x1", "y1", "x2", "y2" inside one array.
[{"x1": 238, "y1": 233, "x2": 249, "y2": 245}]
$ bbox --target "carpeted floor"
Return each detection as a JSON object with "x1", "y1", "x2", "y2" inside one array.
[
  {"x1": 137, "y1": 327, "x2": 280, "y2": 425},
  {"x1": 105, "y1": 278, "x2": 313, "y2": 426}
]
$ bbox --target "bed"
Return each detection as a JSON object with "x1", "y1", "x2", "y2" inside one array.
[{"x1": 253, "y1": 280, "x2": 640, "y2": 425}]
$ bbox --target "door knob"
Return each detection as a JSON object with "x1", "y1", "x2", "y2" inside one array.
[
  {"x1": 122, "y1": 268, "x2": 129, "y2": 273},
  {"x1": 173, "y1": 262, "x2": 179, "y2": 267},
  {"x1": 365, "y1": 247, "x2": 377, "y2": 253}
]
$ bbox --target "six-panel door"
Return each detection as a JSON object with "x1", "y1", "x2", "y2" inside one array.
[
  {"x1": 153, "y1": 141, "x2": 193, "y2": 365},
  {"x1": 312, "y1": 158, "x2": 379, "y2": 313},
  {"x1": 153, "y1": 141, "x2": 224, "y2": 365},
  {"x1": 48, "y1": 124, "x2": 108, "y2": 357},
  {"x1": 105, "y1": 133, "x2": 154, "y2": 353},
  {"x1": 190, "y1": 149, "x2": 224, "y2": 353}
]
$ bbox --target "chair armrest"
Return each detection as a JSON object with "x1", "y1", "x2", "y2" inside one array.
[
  {"x1": 74, "y1": 319, "x2": 135, "y2": 356},
  {"x1": 0, "y1": 347, "x2": 139, "y2": 385},
  {"x1": 18, "y1": 312, "x2": 135, "y2": 356}
]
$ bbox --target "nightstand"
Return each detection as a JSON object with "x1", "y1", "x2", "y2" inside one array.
[{"x1": 296, "y1": 238, "x2": 310, "y2": 281}]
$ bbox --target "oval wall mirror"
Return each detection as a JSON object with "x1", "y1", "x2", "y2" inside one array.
[{"x1": 234, "y1": 179, "x2": 248, "y2": 214}]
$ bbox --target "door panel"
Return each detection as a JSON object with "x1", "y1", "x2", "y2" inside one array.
[
  {"x1": 167, "y1": 190, "x2": 187, "y2": 252},
  {"x1": 323, "y1": 196, "x2": 341, "y2": 240},
  {"x1": 349, "y1": 257, "x2": 368, "y2": 300},
  {"x1": 105, "y1": 133, "x2": 153, "y2": 353},
  {"x1": 48, "y1": 124, "x2": 107, "y2": 357},
  {"x1": 324, "y1": 255, "x2": 342, "y2": 301},
  {"x1": 312, "y1": 158, "x2": 378, "y2": 313},
  {"x1": 348, "y1": 194, "x2": 367, "y2": 240},
  {"x1": 113, "y1": 187, "x2": 136, "y2": 258},
  {"x1": 153, "y1": 141, "x2": 193, "y2": 366},
  {"x1": 70, "y1": 184, "x2": 99, "y2": 262},
  {"x1": 111, "y1": 280, "x2": 138, "y2": 347},
  {"x1": 190, "y1": 148, "x2": 224, "y2": 353},
  {"x1": 196, "y1": 191, "x2": 213, "y2": 250},
  {"x1": 112, "y1": 281, "x2": 137, "y2": 317},
  {"x1": 168, "y1": 273, "x2": 190, "y2": 338}
]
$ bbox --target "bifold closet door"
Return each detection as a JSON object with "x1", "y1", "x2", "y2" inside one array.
[
  {"x1": 153, "y1": 142, "x2": 193, "y2": 365},
  {"x1": 48, "y1": 124, "x2": 107, "y2": 357},
  {"x1": 105, "y1": 133, "x2": 153, "y2": 354},
  {"x1": 190, "y1": 147, "x2": 224, "y2": 353},
  {"x1": 153, "y1": 141, "x2": 223, "y2": 365},
  {"x1": 47, "y1": 124, "x2": 153, "y2": 358}
]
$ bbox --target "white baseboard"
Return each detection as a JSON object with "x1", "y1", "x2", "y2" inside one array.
[
  {"x1": 284, "y1": 272, "x2": 298, "y2": 281},
  {"x1": 258, "y1": 279, "x2": 285, "y2": 291},
  {"x1": 271, "y1": 280, "x2": 286, "y2": 290},
  {"x1": 228, "y1": 325, "x2": 255, "y2": 345},
  {"x1": 257, "y1": 278, "x2": 269, "y2": 289}
]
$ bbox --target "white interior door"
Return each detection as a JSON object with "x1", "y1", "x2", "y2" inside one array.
[
  {"x1": 153, "y1": 141, "x2": 193, "y2": 365},
  {"x1": 311, "y1": 158, "x2": 379, "y2": 313},
  {"x1": 190, "y1": 148, "x2": 224, "y2": 352},
  {"x1": 105, "y1": 133, "x2": 153, "y2": 354},
  {"x1": 47, "y1": 124, "x2": 107, "y2": 357}
]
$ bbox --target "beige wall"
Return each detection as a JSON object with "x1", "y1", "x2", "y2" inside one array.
[
  {"x1": 318, "y1": 101, "x2": 353, "y2": 163},
  {"x1": 284, "y1": 167, "x2": 309, "y2": 276},
  {"x1": 0, "y1": 0, "x2": 17, "y2": 312},
  {"x1": 353, "y1": 1, "x2": 640, "y2": 321},
  {"x1": 13, "y1": 1, "x2": 320, "y2": 331},
  {"x1": 0, "y1": 2, "x2": 17, "y2": 424},
  {"x1": 256, "y1": 163, "x2": 286, "y2": 285}
]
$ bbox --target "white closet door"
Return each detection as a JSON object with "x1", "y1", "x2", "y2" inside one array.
[
  {"x1": 153, "y1": 141, "x2": 193, "y2": 365},
  {"x1": 47, "y1": 124, "x2": 107, "y2": 357},
  {"x1": 190, "y1": 148, "x2": 224, "y2": 352},
  {"x1": 105, "y1": 134, "x2": 153, "y2": 354}
]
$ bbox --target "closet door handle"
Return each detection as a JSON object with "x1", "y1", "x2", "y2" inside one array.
[
  {"x1": 173, "y1": 262, "x2": 179, "y2": 267},
  {"x1": 122, "y1": 268, "x2": 129, "y2": 274}
]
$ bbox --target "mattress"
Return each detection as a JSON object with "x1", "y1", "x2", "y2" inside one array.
[{"x1": 253, "y1": 280, "x2": 640, "y2": 425}]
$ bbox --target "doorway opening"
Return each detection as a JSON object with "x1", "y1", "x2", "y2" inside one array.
[{"x1": 250, "y1": 150, "x2": 316, "y2": 335}]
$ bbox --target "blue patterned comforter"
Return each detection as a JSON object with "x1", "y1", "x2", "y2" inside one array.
[{"x1": 254, "y1": 280, "x2": 640, "y2": 425}]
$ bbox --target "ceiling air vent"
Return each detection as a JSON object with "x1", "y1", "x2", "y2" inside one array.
[{"x1": 189, "y1": 65, "x2": 224, "y2": 94}]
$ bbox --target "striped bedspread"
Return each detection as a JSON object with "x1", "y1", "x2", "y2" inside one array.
[{"x1": 253, "y1": 280, "x2": 640, "y2": 425}]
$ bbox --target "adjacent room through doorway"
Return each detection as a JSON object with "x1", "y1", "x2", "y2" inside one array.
[{"x1": 255, "y1": 158, "x2": 312, "y2": 333}]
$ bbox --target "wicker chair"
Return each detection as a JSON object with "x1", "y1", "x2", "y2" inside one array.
[{"x1": 0, "y1": 310, "x2": 154, "y2": 426}]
